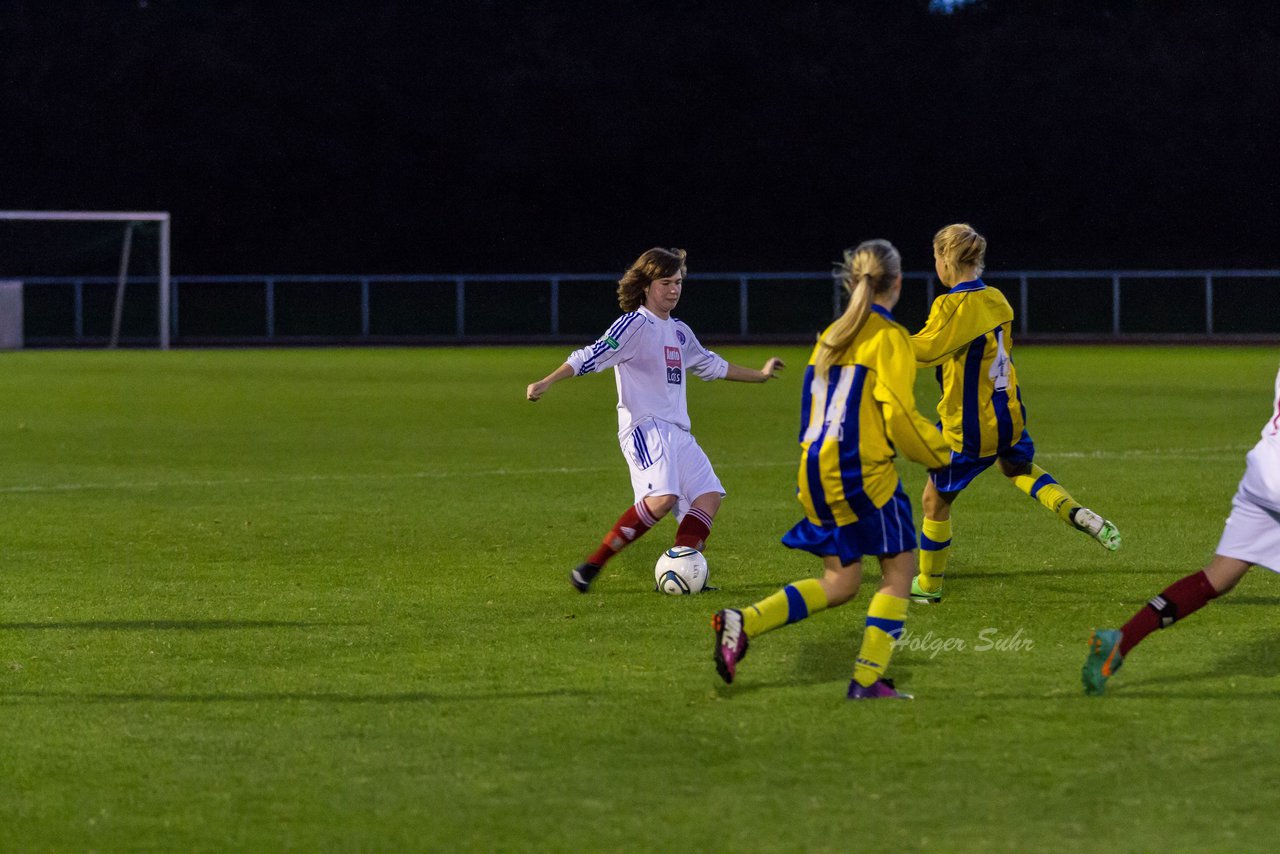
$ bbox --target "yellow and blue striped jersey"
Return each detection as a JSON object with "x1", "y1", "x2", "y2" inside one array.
[
  {"x1": 797, "y1": 306, "x2": 950, "y2": 527},
  {"x1": 911, "y1": 279, "x2": 1026, "y2": 458}
]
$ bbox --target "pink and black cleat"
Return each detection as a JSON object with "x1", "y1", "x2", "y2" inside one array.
[{"x1": 712, "y1": 609, "x2": 749, "y2": 684}]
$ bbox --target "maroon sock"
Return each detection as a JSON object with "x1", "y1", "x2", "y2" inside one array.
[
  {"x1": 587, "y1": 501, "x2": 658, "y2": 566},
  {"x1": 1119, "y1": 570, "x2": 1219, "y2": 655},
  {"x1": 673, "y1": 506, "x2": 714, "y2": 552}
]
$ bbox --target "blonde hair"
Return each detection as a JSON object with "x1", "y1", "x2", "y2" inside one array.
[
  {"x1": 814, "y1": 239, "x2": 901, "y2": 374},
  {"x1": 933, "y1": 223, "x2": 987, "y2": 283},
  {"x1": 617, "y1": 247, "x2": 686, "y2": 312}
]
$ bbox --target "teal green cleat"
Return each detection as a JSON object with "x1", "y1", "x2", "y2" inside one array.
[
  {"x1": 1083, "y1": 629, "x2": 1124, "y2": 695},
  {"x1": 910, "y1": 575, "x2": 943, "y2": 604}
]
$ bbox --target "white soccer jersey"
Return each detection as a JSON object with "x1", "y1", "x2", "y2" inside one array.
[
  {"x1": 565, "y1": 306, "x2": 729, "y2": 433},
  {"x1": 1239, "y1": 362, "x2": 1280, "y2": 511}
]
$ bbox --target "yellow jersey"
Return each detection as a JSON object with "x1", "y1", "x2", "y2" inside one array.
[
  {"x1": 797, "y1": 305, "x2": 950, "y2": 527},
  {"x1": 911, "y1": 279, "x2": 1026, "y2": 458}
]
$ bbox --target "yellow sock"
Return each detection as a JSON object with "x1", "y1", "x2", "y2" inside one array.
[
  {"x1": 853, "y1": 593, "x2": 909, "y2": 687},
  {"x1": 918, "y1": 518, "x2": 951, "y2": 593},
  {"x1": 1011, "y1": 464, "x2": 1080, "y2": 524},
  {"x1": 741, "y1": 578, "x2": 828, "y2": 638}
]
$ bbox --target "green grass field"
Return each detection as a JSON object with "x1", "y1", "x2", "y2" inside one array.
[{"x1": 3, "y1": 345, "x2": 1278, "y2": 852}]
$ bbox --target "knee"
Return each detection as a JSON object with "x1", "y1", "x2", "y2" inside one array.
[
  {"x1": 998, "y1": 458, "x2": 1031, "y2": 479},
  {"x1": 824, "y1": 569, "x2": 861, "y2": 606},
  {"x1": 693, "y1": 492, "x2": 722, "y2": 516},
  {"x1": 922, "y1": 488, "x2": 949, "y2": 519},
  {"x1": 826, "y1": 584, "x2": 858, "y2": 608},
  {"x1": 1212, "y1": 574, "x2": 1244, "y2": 596},
  {"x1": 1204, "y1": 557, "x2": 1251, "y2": 595},
  {"x1": 645, "y1": 494, "x2": 678, "y2": 517},
  {"x1": 879, "y1": 552, "x2": 917, "y2": 590}
]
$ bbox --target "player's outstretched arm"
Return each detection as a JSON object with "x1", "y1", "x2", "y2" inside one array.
[
  {"x1": 875, "y1": 329, "x2": 950, "y2": 468},
  {"x1": 526, "y1": 363, "x2": 574, "y2": 401},
  {"x1": 911, "y1": 306, "x2": 971, "y2": 368},
  {"x1": 723, "y1": 357, "x2": 785, "y2": 383}
]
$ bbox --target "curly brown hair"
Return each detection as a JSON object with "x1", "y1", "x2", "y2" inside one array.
[{"x1": 616, "y1": 247, "x2": 687, "y2": 312}]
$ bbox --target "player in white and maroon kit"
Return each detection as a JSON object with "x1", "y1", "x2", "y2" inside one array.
[
  {"x1": 1083, "y1": 360, "x2": 1280, "y2": 694},
  {"x1": 526, "y1": 247, "x2": 784, "y2": 592}
]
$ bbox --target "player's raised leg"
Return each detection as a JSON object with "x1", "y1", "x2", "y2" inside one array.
[
  {"x1": 1003, "y1": 458, "x2": 1120, "y2": 551},
  {"x1": 1083, "y1": 555, "x2": 1249, "y2": 694},
  {"x1": 572, "y1": 494, "x2": 674, "y2": 591},
  {"x1": 714, "y1": 555, "x2": 859, "y2": 684}
]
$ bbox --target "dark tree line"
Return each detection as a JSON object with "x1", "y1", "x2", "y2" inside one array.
[{"x1": 2, "y1": 1, "x2": 1276, "y2": 275}]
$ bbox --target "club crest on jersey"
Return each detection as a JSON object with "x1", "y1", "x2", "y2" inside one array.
[{"x1": 675, "y1": 329, "x2": 686, "y2": 345}]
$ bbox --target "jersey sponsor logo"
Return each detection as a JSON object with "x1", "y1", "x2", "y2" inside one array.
[
  {"x1": 604, "y1": 336, "x2": 619, "y2": 349},
  {"x1": 665, "y1": 346, "x2": 682, "y2": 385}
]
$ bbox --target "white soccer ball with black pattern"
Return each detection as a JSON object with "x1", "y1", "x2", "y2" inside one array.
[{"x1": 654, "y1": 546, "x2": 709, "y2": 595}]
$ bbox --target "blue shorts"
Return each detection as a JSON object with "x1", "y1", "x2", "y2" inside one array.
[
  {"x1": 781, "y1": 483, "x2": 917, "y2": 566},
  {"x1": 930, "y1": 429, "x2": 1036, "y2": 494}
]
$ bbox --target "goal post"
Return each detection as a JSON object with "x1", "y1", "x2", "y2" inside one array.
[{"x1": 0, "y1": 210, "x2": 172, "y2": 349}]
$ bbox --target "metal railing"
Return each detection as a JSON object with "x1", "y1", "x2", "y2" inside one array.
[{"x1": 13, "y1": 269, "x2": 1280, "y2": 345}]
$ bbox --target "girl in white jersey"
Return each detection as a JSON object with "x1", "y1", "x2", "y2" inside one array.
[
  {"x1": 526, "y1": 248, "x2": 784, "y2": 592},
  {"x1": 1083, "y1": 361, "x2": 1280, "y2": 694}
]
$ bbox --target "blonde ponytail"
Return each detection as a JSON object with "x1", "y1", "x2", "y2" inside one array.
[{"x1": 814, "y1": 239, "x2": 901, "y2": 374}]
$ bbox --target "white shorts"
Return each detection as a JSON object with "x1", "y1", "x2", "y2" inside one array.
[
  {"x1": 1215, "y1": 485, "x2": 1280, "y2": 573},
  {"x1": 620, "y1": 418, "x2": 724, "y2": 521}
]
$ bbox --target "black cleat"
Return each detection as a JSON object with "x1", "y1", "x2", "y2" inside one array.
[{"x1": 570, "y1": 562, "x2": 601, "y2": 593}]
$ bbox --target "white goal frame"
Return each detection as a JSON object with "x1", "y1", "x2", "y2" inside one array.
[{"x1": 0, "y1": 210, "x2": 172, "y2": 349}]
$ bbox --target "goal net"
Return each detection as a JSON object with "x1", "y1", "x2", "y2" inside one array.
[{"x1": 0, "y1": 211, "x2": 172, "y2": 349}]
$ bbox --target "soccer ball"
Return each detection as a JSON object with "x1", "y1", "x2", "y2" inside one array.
[{"x1": 654, "y1": 546, "x2": 709, "y2": 595}]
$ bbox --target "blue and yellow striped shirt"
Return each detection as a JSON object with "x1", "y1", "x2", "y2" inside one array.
[
  {"x1": 911, "y1": 279, "x2": 1026, "y2": 458},
  {"x1": 797, "y1": 306, "x2": 950, "y2": 527}
]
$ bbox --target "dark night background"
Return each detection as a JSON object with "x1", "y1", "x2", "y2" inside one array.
[{"x1": 2, "y1": 0, "x2": 1278, "y2": 276}]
